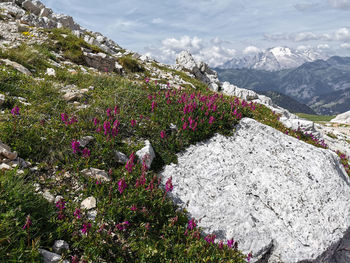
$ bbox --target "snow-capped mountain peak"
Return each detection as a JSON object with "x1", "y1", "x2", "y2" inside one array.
[{"x1": 218, "y1": 46, "x2": 329, "y2": 71}]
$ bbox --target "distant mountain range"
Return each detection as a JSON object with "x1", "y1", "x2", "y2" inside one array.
[
  {"x1": 216, "y1": 56, "x2": 350, "y2": 115},
  {"x1": 218, "y1": 47, "x2": 328, "y2": 71}
]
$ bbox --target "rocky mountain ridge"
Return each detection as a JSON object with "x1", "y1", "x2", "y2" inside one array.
[
  {"x1": 216, "y1": 56, "x2": 350, "y2": 115},
  {"x1": 0, "y1": 1, "x2": 349, "y2": 263},
  {"x1": 218, "y1": 46, "x2": 328, "y2": 71}
]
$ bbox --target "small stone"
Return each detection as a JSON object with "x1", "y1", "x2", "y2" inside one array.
[
  {"x1": 136, "y1": 140, "x2": 155, "y2": 169},
  {"x1": 87, "y1": 210, "x2": 97, "y2": 221},
  {"x1": 81, "y1": 196, "x2": 96, "y2": 210},
  {"x1": 38, "y1": 249, "x2": 69, "y2": 263},
  {"x1": 115, "y1": 151, "x2": 128, "y2": 164},
  {"x1": 0, "y1": 163, "x2": 11, "y2": 170},
  {"x1": 45, "y1": 68, "x2": 56, "y2": 76},
  {"x1": 0, "y1": 94, "x2": 4, "y2": 105},
  {"x1": 0, "y1": 141, "x2": 17, "y2": 160},
  {"x1": 52, "y1": 240, "x2": 69, "y2": 255},
  {"x1": 80, "y1": 168, "x2": 110, "y2": 182},
  {"x1": 54, "y1": 195, "x2": 64, "y2": 204},
  {"x1": 43, "y1": 189, "x2": 55, "y2": 203},
  {"x1": 78, "y1": 136, "x2": 95, "y2": 148},
  {"x1": 0, "y1": 59, "x2": 32, "y2": 75}
]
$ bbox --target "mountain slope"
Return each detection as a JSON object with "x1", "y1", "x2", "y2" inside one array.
[
  {"x1": 216, "y1": 56, "x2": 350, "y2": 115},
  {"x1": 219, "y1": 47, "x2": 328, "y2": 71}
]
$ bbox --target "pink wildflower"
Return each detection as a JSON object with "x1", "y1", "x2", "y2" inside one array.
[
  {"x1": 227, "y1": 238, "x2": 235, "y2": 248},
  {"x1": 209, "y1": 116, "x2": 215, "y2": 124},
  {"x1": 165, "y1": 177, "x2": 173, "y2": 192},
  {"x1": 151, "y1": 101, "x2": 157, "y2": 112},
  {"x1": 187, "y1": 218, "x2": 196, "y2": 230},
  {"x1": 71, "y1": 140, "x2": 80, "y2": 154},
  {"x1": 81, "y1": 223, "x2": 91, "y2": 235},
  {"x1": 22, "y1": 215, "x2": 31, "y2": 230},
  {"x1": 131, "y1": 119, "x2": 137, "y2": 127},
  {"x1": 116, "y1": 221, "x2": 130, "y2": 231},
  {"x1": 160, "y1": 130, "x2": 166, "y2": 139},
  {"x1": 11, "y1": 106, "x2": 20, "y2": 116},
  {"x1": 93, "y1": 117, "x2": 99, "y2": 126},
  {"x1": 61, "y1": 113, "x2": 68, "y2": 123},
  {"x1": 82, "y1": 148, "x2": 90, "y2": 158},
  {"x1": 118, "y1": 178, "x2": 127, "y2": 194},
  {"x1": 74, "y1": 209, "x2": 81, "y2": 219}
]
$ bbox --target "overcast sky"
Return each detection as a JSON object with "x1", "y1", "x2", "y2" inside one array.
[{"x1": 41, "y1": 0, "x2": 350, "y2": 66}]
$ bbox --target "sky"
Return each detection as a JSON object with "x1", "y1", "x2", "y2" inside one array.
[{"x1": 41, "y1": 0, "x2": 350, "y2": 67}]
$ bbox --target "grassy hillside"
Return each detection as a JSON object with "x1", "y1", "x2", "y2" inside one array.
[{"x1": 1, "y1": 27, "x2": 349, "y2": 263}]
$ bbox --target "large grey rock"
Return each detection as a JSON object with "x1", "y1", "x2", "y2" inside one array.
[
  {"x1": 221, "y1": 81, "x2": 259, "y2": 101},
  {"x1": 39, "y1": 249, "x2": 69, "y2": 263},
  {"x1": 115, "y1": 151, "x2": 128, "y2": 164},
  {"x1": 22, "y1": 0, "x2": 41, "y2": 16},
  {"x1": 331, "y1": 110, "x2": 350, "y2": 124},
  {"x1": 78, "y1": 136, "x2": 95, "y2": 148},
  {"x1": 83, "y1": 52, "x2": 116, "y2": 72},
  {"x1": 0, "y1": 59, "x2": 32, "y2": 75},
  {"x1": 80, "y1": 168, "x2": 111, "y2": 182},
  {"x1": 136, "y1": 140, "x2": 155, "y2": 169},
  {"x1": 161, "y1": 118, "x2": 350, "y2": 263},
  {"x1": 0, "y1": 2, "x2": 25, "y2": 18}
]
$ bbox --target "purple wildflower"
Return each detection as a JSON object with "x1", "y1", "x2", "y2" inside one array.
[
  {"x1": 74, "y1": 209, "x2": 81, "y2": 219},
  {"x1": 71, "y1": 140, "x2": 80, "y2": 154},
  {"x1": 227, "y1": 238, "x2": 235, "y2": 248},
  {"x1": 165, "y1": 177, "x2": 173, "y2": 192},
  {"x1": 187, "y1": 218, "x2": 196, "y2": 230},
  {"x1": 118, "y1": 178, "x2": 127, "y2": 194},
  {"x1": 81, "y1": 223, "x2": 91, "y2": 235},
  {"x1": 11, "y1": 106, "x2": 20, "y2": 116},
  {"x1": 82, "y1": 148, "x2": 91, "y2": 158},
  {"x1": 22, "y1": 215, "x2": 31, "y2": 230},
  {"x1": 160, "y1": 130, "x2": 166, "y2": 139}
]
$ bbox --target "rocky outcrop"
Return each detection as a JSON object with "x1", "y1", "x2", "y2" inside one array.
[
  {"x1": 331, "y1": 110, "x2": 350, "y2": 124},
  {"x1": 176, "y1": 51, "x2": 221, "y2": 91},
  {"x1": 161, "y1": 118, "x2": 350, "y2": 263},
  {"x1": 0, "y1": 59, "x2": 32, "y2": 75},
  {"x1": 136, "y1": 140, "x2": 155, "y2": 169}
]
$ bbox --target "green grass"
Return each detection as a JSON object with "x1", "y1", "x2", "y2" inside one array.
[
  {"x1": 295, "y1": 113, "x2": 336, "y2": 122},
  {"x1": 0, "y1": 31, "x2": 349, "y2": 262}
]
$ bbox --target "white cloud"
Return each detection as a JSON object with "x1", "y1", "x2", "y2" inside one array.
[
  {"x1": 328, "y1": 0, "x2": 350, "y2": 8},
  {"x1": 243, "y1": 46, "x2": 261, "y2": 54},
  {"x1": 317, "y1": 44, "x2": 330, "y2": 49},
  {"x1": 335, "y1": 27, "x2": 350, "y2": 41},
  {"x1": 151, "y1": 18, "x2": 163, "y2": 24},
  {"x1": 340, "y1": 43, "x2": 350, "y2": 49},
  {"x1": 144, "y1": 36, "x2": 236, "y2": 67}
]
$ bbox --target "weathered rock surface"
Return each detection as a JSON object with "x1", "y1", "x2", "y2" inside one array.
[
  {"x1": 81, "y1": 196, "x2": 96, "y2": 210},
  {"x1": 0, "y1": 59, "x2": 32, "y2": 75},
  {"x1": 80, "y1": 168, "x2": 111, "y2": 182},
  {"x1": 176, "y1": 51, "x2": 221, "y2": 91},
  {"x1": 136, "y1": 140, "x2": 155, "y2": 169},
  {"x1": 331, "y1": 110, "x2": 350, "y2": 124},
  {"x1": 0, "y1": 141, "x2": 17, "y2": 160},
  {"x1": 78, "y1": 136, "x2": 95, "y2": 148},
  {"x1": 115, "y1": 151, "x2": 128, "y2": 164},
  {"x1": 161, "y1": 118, "x2": 350, "y2": 263},
  {"x1": 39, "y1": 249, "x2": 69, "y2": 263},
  {"x1": 52, "y1": 240, "x2": 69, "y2": 255}
]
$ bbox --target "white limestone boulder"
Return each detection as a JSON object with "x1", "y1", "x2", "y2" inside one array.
[
  {"x1": 136, "y1": 140, "x2": 155, "y2": 169},
  {"x1": 161, "y1": 118, "x2": 350, "y2": 263},
  {"x1": 331, "y1": 110, "x2": 350, "y2": 124}
]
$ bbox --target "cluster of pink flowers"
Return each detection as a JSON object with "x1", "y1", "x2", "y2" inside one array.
[
  {"x1": 165, "y1": 177, "x2": 173, "y2": 193},
  {"x1": 115, "y1": 221, "x2": 130, "y2": 231},
  {"x1": 71, "y1": 140, "x2": 90, "y2": 157},
  {"x1": 74, "y1": 208, "x2": 81, "y2": 219},
  {"x1": 125, "y1": 152, "x2": 135, "y2": 173},
  {"x1": 118, "y1": 178, "x2": 127, "y2": 194},
  {"x1": 81, "y1": 222, "x2": 91, "y2": 235},
  {"x1": 11, "y1": 106, "x2": 20, "y2": 116},
  {"x1": 60, "y1": 113, "x2": 78, "y2": 125},
  {"x1": 93, "y1": 105, "x2": 120, "y2": 139},
  {"x1": 56, "y1": 199, "x2": 66, "y2": 220}
]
